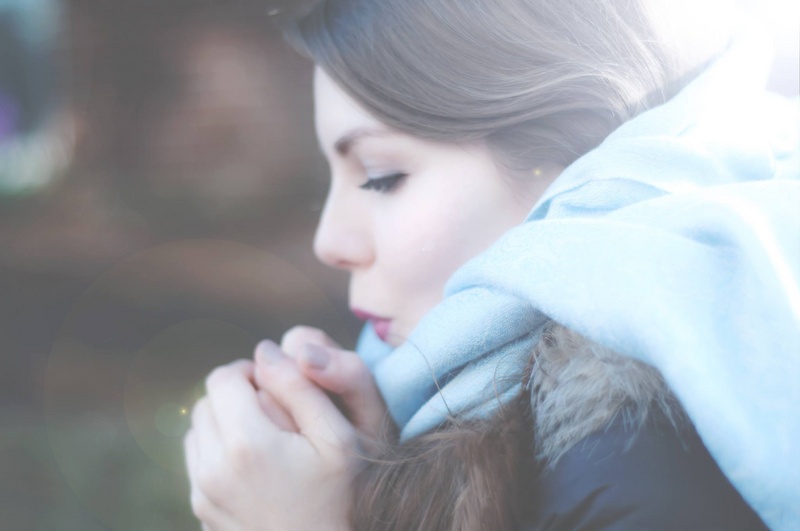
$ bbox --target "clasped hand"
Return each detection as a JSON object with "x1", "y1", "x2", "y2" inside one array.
[{"x1": 183, "y1": 326, "x2": 390, "y2": 531}]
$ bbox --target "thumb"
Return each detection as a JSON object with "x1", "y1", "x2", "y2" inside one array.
[{"x1": 297, "y1": 344, "x2": 394, "y2": 442}]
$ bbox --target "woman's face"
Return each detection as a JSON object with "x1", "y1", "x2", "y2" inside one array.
[{"x1": 313, "y1": 68, "x2": 559, "y2": 346}]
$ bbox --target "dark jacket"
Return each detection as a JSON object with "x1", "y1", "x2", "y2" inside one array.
[
  {"x1": 524, "y1": 410, "x2": 768, "y2": 530},
  {"x1": 522, "y1": 325, "x2": 767, "y2": 530}
]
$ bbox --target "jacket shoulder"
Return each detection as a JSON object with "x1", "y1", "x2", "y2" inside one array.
[
  {"x1": 524, "y1": 411, "x2": 768, "y2": 530},
  {"x1": 525, "y1": 323, "x2": 766, "y2": 530}
]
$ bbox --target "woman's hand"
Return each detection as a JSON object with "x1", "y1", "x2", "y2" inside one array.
[
  {"x1": 183, "y1": 345, "x2": 356, "y2": 531},
  {"x1": 278, "y1": 326, "x2": 393, "y2": 445}
]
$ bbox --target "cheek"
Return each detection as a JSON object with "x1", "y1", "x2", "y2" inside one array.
[
  {"x1": 369, "y1": 157, "x2": 522, "y2": 332},
  {"x1": 378, "y1": 199, "x2": 481, "y2": 311},
  {"x1": 380, "y1": 215, "x2": 453, "y2": 287}
]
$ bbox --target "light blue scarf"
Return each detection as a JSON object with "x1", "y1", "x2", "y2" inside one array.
[{"x1": 356, "y1": 29, "x2": 799, "y2": 530}]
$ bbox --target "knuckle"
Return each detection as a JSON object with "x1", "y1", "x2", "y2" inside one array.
[
  {"x1": 205, "y1": 366, "x2": 230, "y2": 390},
  {"x1": 205, "y1": 360, "x2": 249, "y2": 391},
  {"x1": 228, "y1": 437, "x2": 256, "y2": 471}
]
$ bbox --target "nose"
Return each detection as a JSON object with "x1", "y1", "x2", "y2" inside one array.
[{"x1": 313, "y1": 184, "x2": 374, "y2": 271}]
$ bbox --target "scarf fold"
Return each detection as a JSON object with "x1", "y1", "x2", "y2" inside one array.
[{"x1": 356, "y1": 27, "x2": 799, "y2": 530}]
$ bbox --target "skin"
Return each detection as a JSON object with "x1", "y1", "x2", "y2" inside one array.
[
  {"x1": 313, "y1": 68, "x2": 558, "y2": 345},
  {"x1": 184, "y1": 68, "x2": 560, "y2": 530}
]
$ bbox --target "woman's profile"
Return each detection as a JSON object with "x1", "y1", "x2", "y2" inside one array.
[{"x1": 182, "y1": 0, "x2": 799, "y2": 529}]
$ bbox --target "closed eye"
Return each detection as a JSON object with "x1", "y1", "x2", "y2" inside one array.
[{"x1": 359, "y1": 172, "x2": 407, "y2": 194}]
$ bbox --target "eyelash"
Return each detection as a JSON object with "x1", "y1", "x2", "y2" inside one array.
[{"x1": 359, "y1": 172, "x2": 407, "y2": 194}]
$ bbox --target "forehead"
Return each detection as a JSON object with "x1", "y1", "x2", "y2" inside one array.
[{"x1": 313, "y1": 67, "x2": 387, "y2": 148}]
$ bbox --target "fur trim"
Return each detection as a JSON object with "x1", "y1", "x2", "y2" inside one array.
[{"x1": 530, "y1": 322, "x2": 685, "y2": 469}]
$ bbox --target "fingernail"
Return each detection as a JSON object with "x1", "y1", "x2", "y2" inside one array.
[
  {"x1": 256, "y1": 340, "x2": 285, "y2": 365},
  {"x1": 302, "y1": 344, "x2": 330, "y2": 371}
]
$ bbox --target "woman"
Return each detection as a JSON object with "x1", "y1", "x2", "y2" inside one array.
[{"x1": 183, "y1": 0, "x2": 798, "y2": 529}]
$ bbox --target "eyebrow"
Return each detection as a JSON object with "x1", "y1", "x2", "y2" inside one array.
[{"x1": 334, "y1": 127, "x2": 395, "y2": 157}]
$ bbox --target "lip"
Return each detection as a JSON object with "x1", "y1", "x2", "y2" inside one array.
[{"x1": 351, "y1": 307, "x2": 392, "y2": 342}]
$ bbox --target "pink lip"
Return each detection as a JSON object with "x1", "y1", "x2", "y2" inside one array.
[{"x1": 351, "y1": 308, "x2": 392, "y2": 342}]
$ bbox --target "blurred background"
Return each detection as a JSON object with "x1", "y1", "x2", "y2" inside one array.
[
  {"x1": 1, "y1": 0, "x2": 359, "y2": 528},
  {"x1": 0, "y1": 0, "x2": 797, "y2": 529}
]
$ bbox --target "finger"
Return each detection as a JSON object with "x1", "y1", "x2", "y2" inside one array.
[
  {"x1": 257, "y1": 388, "x2": 299, "y2": 433},
  {"x1": 280, "y1": 325, "x2": 341, "y2": 359},
  {"x1": 184, "y1": 429, "x2": 199, "y2": 479},
  {"x1": 184, "y1": 431, "x2": 233, "y2": 530},
  {"x1": 298, "y1": 343, "x2": 392, "y2": 441},
  {"x1": 186, "y1": 405, "x2": 230, "y2": 507},
  {"x1": 184, "y1": 430, "x2": 210, "y2": 516},
  {"x1": 254, "y1": 340, "x2": 354, "y2": 453},
  {"x1": 190, "y1": 397, "x2": 224, "y2": 467},
  {"x1": 238, "y1": 361, "x2": 297, "y2": 431},
  {"x1": 205, "y1": 359, "x2": 278, "y2": 450}
]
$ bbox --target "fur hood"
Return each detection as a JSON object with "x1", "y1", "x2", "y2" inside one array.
[{"x1": 530, "y1": 322, "x2": 686, "y2": 468}]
